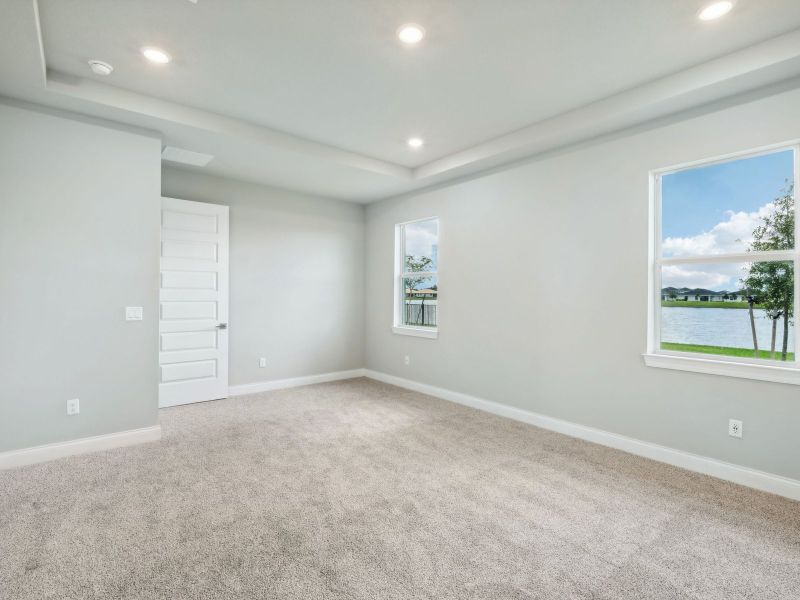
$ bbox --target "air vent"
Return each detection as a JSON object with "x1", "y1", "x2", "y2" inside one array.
[{"x1": 161, "y1": 146, "x2": 214, "y2": 167}]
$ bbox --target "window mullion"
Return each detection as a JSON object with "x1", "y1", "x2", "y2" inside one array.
[
  {"x1": 794, "y1": 145, "x2": 799, "y2": 364},
  {"x1": 658, "y1": 250, "x2": 796, "y2": 265}
]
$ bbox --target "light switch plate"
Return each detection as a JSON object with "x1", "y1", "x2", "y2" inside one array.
[{"x1": 125, "y1": 306, "x2": 143, "y2": 321}]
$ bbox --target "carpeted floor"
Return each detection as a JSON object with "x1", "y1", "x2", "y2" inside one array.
[{"x1": 1, "y1": 378, "x2": 798, "y2": 599}]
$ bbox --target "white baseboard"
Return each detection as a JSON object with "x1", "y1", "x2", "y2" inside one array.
[
  {"x1": 0, "y1": 424, "x2": 162, "y2": 470},
  {"x1": 8, "y1": 372, "x2": 796, "y2": 501},
  {"x1": 364, "y1": 370, "x2": 800, "y2": 502},
  {"x1": 228, "y1": 368, "x2": 366, "y2": 397}
]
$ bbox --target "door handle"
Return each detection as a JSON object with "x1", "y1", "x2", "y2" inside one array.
[{"x1": 216, "y1": 323, "x2": 228, "y2": 330}]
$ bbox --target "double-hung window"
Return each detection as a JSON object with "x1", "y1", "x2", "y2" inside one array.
[
  {"x1": 394, "y1": 218, "x2": 439, "y2": 338},
  {"x1": 646, "y1": 144, "x2": 800, "y2": 384}
]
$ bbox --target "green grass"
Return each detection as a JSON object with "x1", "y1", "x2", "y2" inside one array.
[
  {"x1": 661, "y1": 301, "x2": 756, "y2": 309},
  {"x1": 661, "y1": 342, "x2": 794, "y2": 361}
]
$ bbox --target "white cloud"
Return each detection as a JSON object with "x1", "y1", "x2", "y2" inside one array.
[
  {"x1": 662, "y1": 203, "x2": 775, "y2": 257},
  {"x1": 404, "y1": 220, "x2": 438, "y2": 258}
]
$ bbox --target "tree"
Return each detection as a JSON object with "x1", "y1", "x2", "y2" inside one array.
[
  {"x1": 766, "y1": 307, "x2": 784, "y2": 360},
  {"x1": 404, "y1": 255, "x2": 433, "y2": 325},
  {"x1": 745, "y1": 294, "x2": 759, "y2": 355},
  {"x1": 404, "y1": 255, "x2": 432, "y2": 297},
  {"x1": 741, "y1": 184, "x2": 794, "y2": 361}
]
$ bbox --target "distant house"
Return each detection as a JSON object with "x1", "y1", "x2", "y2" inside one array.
[
  {"x1": 692, "y1": 293, "x2": 726, "y2": 301},
  {"x1": 661, "y1": 288, "x2": 700, "y2": 301},
  {"x1": 661, "y1": 288, "x2": 747, "y2": 302},
  {"x1": 406, "y1": 288, "x2": 438, "y2": 299}
]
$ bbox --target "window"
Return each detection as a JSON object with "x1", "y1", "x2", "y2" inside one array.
[
  {"x1": 646, "y1": 145, "x2": 800, "y2": 384},
  {"x1": 394, "y1": 218, "x2": 439, "y2": 338}
]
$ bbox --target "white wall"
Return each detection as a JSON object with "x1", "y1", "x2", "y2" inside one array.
[
  {"x1": 0, "y1": 101, "x2": 162, "y2": 453},
  {"x1": 162, "y1": 167, "x2": 365, "y2": 385},
  {"x1": 5, "y1": 85, "x2": 799, "y2": 481},
  {"x1": 365, "y1": 86, "x2": 800, "y2": 481}
]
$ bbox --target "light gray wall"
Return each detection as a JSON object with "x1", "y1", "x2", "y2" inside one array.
[
  {"x1": 365, "y1": 86, "x2": 800, "y2": 481},
  {"x1": 0, "y1": 101, "x2": 162, "y2": 452},
  {"x1": 162, "y1": 167, "x2": 365, "y2": 385}
]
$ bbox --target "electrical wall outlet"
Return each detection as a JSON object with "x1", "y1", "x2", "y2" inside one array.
[
  {"x1": 404, "y1": 355, "x2": 411, "y2": 365},
  {"x1": 67, "y1": 398, "x2": 80, "y2": 416},
  {"x1": 259, "y1": 357, "x2": 267, "y2": 368},
  {"x1": 728, "y1": 419, "x2": 743, "y2": 438}
]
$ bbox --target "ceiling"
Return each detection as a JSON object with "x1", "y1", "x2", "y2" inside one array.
[{"x1": 3, "y1": 0, "x2": 800, "y2": 201}]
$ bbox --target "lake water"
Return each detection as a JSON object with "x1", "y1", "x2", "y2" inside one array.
[{"x1": 662, "y1": 307, "x2": 795, "y2": 350}]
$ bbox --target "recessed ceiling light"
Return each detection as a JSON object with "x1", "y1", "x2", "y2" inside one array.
[
  {"x1": 88, "y1": 60, "x2": 113, "y2": 76},
  {"x1": 698, "y1": 1, "x2": 734, "y2": 21},
  {"x1": 141, "y1": 47, "x2": 171, "y2": 64},
  {"x1": 407, "y1": 137, "x2": 424, "y2": 149},
  {"x1": 397, "y1": 24, "x2": 425, "y2": 45}
]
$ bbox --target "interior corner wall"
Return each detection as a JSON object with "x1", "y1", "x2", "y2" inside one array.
[
  {"x1": 0, "y1": 100, "x2": 162, "y2": 453},
  {"x1": 161, "y1": 167, "x2": 365, "y2": 385},
  {"x1": 364, "y1": 85, "x2": 800, "y2": 481}
]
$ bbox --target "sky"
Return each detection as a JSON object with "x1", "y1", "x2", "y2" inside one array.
[
  {"x1": 404, "y1": 219, "x2": 438, "y2": 270},
  {"x1": 403, "y1": 218, "x2": 438, "y2": 289},
  {"x1": 661, "y1": 149, "x2": 794, "y2": 290}
]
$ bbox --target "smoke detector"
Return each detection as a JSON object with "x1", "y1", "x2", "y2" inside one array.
[
  {"x1": 88, "y1": 60, "x2": 113, "y2": 76},
  {"x1": 161, "y1": 146, "x2": 214, "y2": 167}
]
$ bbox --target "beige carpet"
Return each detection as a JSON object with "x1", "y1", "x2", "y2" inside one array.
[{"x1": 1, "y1": 378, "x2": 798, "y2": 599}]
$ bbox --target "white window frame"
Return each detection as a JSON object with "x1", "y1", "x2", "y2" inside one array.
[
  {"x1": 645, "y1": 142, "x2": 800, "y2": 385},
  {"x1": 393, "y1": 217, "x2": 439, "y2": 339}
]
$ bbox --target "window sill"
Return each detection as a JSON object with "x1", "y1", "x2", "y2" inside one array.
[
  {"x1": 643, "y1": 353, "x2": 800, "y2": 385},
  {"x1": 393, "y1": 326, "x2": 438, "y2": 339}
]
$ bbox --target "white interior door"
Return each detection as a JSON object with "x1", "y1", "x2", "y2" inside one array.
[{"x1": 159, "y1": 197, "x2": 229, "y2": 408}]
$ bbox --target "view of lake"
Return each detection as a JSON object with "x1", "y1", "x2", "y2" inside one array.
[{"x1": 661, "y1": 307, "x2": 795, "y2": 350}]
